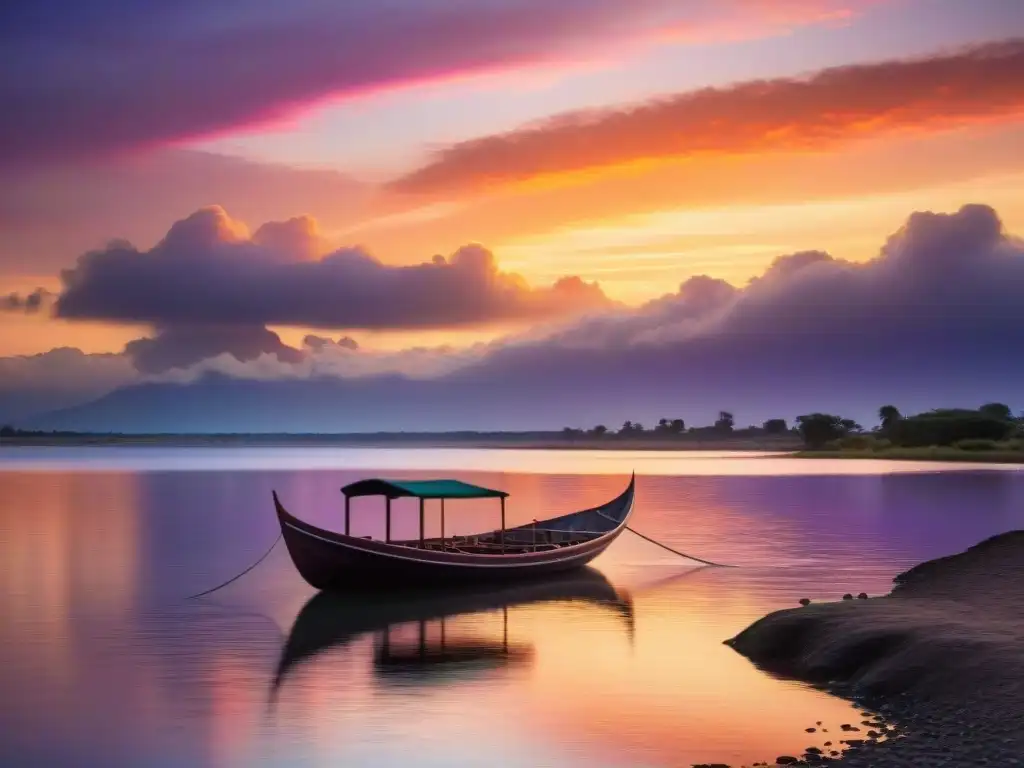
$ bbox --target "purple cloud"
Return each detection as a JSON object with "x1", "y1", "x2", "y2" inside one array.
[
  {"x1": 0, "y1": 149, "x2": 369, "y2": 276},
  {"x1": 0, "y1": 0, "x2": 846, "y2": 166},
  {"x1": 51, "y1": 206, "x2": 614, "y2": 330},
  {"x1": 124, "y1": 325, "x2": 305, "y2": 375},
  {"x1": 1, "y1": 288, "x2": 52, "y2": 313},
  {"x1": 302, "y1": 335, "x2": 359, "y2": 353},
  {"x1": 9, "y1": 202, "x2": 1024, "y2": 432}
]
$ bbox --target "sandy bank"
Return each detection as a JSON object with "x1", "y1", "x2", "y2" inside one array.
[{"x1": 725, "y1": 531, "x2": 1024, "y2": 766}]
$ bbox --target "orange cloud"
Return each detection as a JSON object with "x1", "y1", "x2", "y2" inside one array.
[{"x1": 389, "y1": 39, "x2": 1024, "y2": 197}]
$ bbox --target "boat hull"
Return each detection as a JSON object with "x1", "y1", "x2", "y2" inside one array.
[{"x1": 274, "y1": 477, "x2": 634, "y2": 590}]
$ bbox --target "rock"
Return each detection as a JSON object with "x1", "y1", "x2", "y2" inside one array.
[
  {"x1": 805, "y1": 727, "x2": 816, "y2": 733},
  {"x1": 799, "y1": 598, "x2": 812, "y2": 606},
  {"x1": 805, "y1": 747, "x2": 822, "y2": 754}
]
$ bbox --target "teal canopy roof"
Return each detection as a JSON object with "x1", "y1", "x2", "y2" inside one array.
[{"x1": 341, "y1": 478, "x2": 508, "y2": 499}]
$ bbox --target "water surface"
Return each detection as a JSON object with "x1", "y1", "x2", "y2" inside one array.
[{"x1": 2, "y1": 448, "x2": 1022, "y2": 767}]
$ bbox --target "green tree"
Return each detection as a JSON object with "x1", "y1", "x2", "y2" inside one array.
[
  {"x1": 840, "y1": 419, "x2": 863, "y2": 433},
  {"x1": 980, "y1": 402, "x2": 1013, "y2": 421},
  {"x1": 590, "y1": 425, "x2": 608, "y2": 438},
  {"x1": 715, "y1": 411, "x2": 734, "y2": 433},
  {"x1": 762, "y1": 418, "x2": 788, "y2": 435},
  {"x1": 0, "y1": 425, "x2": 14, "y2": 438},
  {"x1": 655, "y1": 418, "x2": 686, "y2": 434},
  {"x1": 878, "y1": 405, "x2": 901, "y2": 433},
  {"x1": 890, "y1": 409, "x2": 1013, "y2": 447},
  {"x1": 796, "y1": 413, "x2": 845, "y2": 449}
]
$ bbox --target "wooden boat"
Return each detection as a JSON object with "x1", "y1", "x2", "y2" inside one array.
[
  {"x1": 272, "y1": 473, "x2": 636, "y2": 590},
  {"x1": 271, "y1": 567, "x2": 634, "y2": 697}
]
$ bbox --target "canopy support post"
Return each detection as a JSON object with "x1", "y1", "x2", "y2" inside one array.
[
  {"x1": 419, "y1": 497, "x2": 425, "y2": 548},
  {"x1": 344, "y1": 495, "x2": 351, "y2": 536},
  {"x1": 385, "y1": 496, "x2": 392, "y2": 543},
  {"x1": 500, "y1": 497, "x2": 506, "y2": 553},
  {"x1": 440, "y1": 499, "x2": 446, "y2": 548}
]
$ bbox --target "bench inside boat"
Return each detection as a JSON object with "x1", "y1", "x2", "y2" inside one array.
[{"x1": 341, "y1": 478, "x2": 612, "y2": 555}]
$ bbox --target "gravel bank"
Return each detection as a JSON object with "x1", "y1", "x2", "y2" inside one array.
[{"x1": 724, "y1": 531, "x2": 1024, "y2": 767}]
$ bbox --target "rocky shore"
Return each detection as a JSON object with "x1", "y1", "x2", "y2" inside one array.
[{"x1": 724, "y1": 530, "x2": 1024, "y2": 767}]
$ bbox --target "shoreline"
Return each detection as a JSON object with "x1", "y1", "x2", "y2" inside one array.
[
  {"x1": 3, "y1": 436, "x2": 1023, "y2": 465},
  {"x1": 0, "y1": 434, "x2": 801, "y2": 451},
  {"x1": 725, "y1": 531, "x2": 1024, "y2": 766},
  {"x1": 794, "y1": 447, "x2": 1024, "y2": 465}
]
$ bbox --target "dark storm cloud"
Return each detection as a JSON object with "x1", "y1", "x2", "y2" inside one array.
[
  {"x1": 0, "y1": 0, "x2": 814, "y2": 166},
  {"x1": 1, "y1": 288, "x2": 52, "y2": 313},
  {"x1": 302, "y1": 335, "x2": 359, "y2": 352},
  {"x1": 124, "y1": 325, "x2": 305, "y2": 374},
  {"x1": 52, "y1": 206, "x2": 613, "y2": 330}
]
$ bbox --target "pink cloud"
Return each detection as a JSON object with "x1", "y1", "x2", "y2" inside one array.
[{"x1": 0, "y1": 0, "x2": 870, "y2": 166}]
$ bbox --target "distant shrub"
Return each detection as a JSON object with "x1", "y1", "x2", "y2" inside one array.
[
  {"x1": 870, "y1": 438, "x2": 892, "y2": 452},
  {"x1": 890, "y1": 410, "x2": 1013, "y2": 447},
  {"x1": 954, "y1": 438, "x2": 1000, "y2": 451},
  {"x1": 839, "y1": 434, "x2": 874, "y2": 450}
]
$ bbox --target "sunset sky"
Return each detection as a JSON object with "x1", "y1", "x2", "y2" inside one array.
[{"x1": 3, "y1": 0, "x2": 1024, "y2": 428}]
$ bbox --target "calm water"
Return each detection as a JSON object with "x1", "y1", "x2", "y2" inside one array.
[{"x1": 1, "y1": 448, "x2": 1023, "y2": 768}]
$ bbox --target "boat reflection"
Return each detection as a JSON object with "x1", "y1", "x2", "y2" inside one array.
[
  {"x1": 372, "y1": 609, "x2": 535, "y2": 687},
  {"x1": 271, "y1": 567, "x2": 634, "y2": 700}
]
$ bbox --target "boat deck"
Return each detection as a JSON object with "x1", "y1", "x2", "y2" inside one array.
[{"x1": 376, "y1": 527, "x2": 604, "y2": 556}]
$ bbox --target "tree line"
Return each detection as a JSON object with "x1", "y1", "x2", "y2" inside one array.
[
  {"x1": 562, "y1": 403, "x2": 1024, "y2": 450},
  {"x1": 794, "y1": 403, "x2": 1023, "y2": 451},
  {"x1": 562, "y1": 411, "x2": 792, "y2": 440}
]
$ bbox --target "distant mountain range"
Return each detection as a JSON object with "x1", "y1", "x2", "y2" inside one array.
[{"x1": 19, "y1": 350, "x2": 1018, "y2": 435}]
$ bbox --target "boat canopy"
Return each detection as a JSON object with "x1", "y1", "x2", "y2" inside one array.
[{"x1": 341, "y1": 478, "x2": 509, "y2": 500}]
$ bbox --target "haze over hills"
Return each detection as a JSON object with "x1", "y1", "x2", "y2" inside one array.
[{"x1": 21, "y1": 346, "x2": 1019, "y2": 434}]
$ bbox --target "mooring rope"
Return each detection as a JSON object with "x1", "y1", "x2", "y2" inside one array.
[
  {"x1": 596, "y1": 508, "x2": 735, "y2": 568},
  {"x1": 185, "y1": 493, "x2": 733, "y2": 600},
  {"x1": 185, "y1": 532, "x2": 283, "y2": 599},
  {"x1": 624, "y1": 525, "x2": 735, "y2": 568}
]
